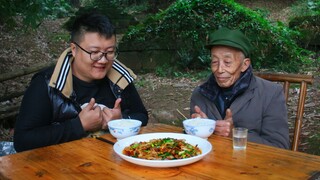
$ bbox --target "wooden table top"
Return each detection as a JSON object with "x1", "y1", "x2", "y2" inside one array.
[{"x1": 1, "y1": 123, "x2": 319, "y2": 179}]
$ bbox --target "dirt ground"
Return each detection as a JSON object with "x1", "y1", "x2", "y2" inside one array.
[
  {"x1": 136, "y1": 73, "x2": 200, "y2": 125},
  {"x1": 0, "y1": 0, "x2": 319, "y2": 154}
]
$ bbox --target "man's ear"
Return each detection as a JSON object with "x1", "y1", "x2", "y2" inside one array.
[
  {"x1": 241, "y1": 58, "x2": 251, "y2": 72},
  {"x1": 70, "y1": 43, "x2": 76, "y2": 57}
]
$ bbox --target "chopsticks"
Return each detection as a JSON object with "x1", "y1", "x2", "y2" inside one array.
[
  {"x1": 176, "y1": 109, "x2": 188, "y2": 134},
  {"x1": 176, "y1": 109, "x2": 187, "y2": 119},
  {"x1": 91, "y1": 135, "x2": 115, "y2": 145}
]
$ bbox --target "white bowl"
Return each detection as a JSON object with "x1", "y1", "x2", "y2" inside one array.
[
  {"x1": 183, "y1": 118, "x2": 216, "y2": 139},
  {"x1": 108, "y1": 119, "x2": 142, "y2": 140}
]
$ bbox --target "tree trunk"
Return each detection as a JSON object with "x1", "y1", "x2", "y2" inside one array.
[
  {"x1": 0, "y1": 61, "x2": 55, "y2": 82},
  {"x1": 0, "y1": 91, "x2": 25, "y2": 102}
]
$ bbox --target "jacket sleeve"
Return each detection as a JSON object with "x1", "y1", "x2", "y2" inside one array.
[
  {"x1": 190, "y1": 87, "x2": 207, "y2": 116},
  {"x1": 120, "y1": 83, "x2": 149, "y2": 126},
  {"x1": 14, "y1": 75, "x2": 86, "y2": 152},
  {"x1": 190, "y1": 87, "x2": 221, "y2": 120}
]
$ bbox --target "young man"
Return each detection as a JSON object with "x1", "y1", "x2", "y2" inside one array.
[
  {"x1": 190, "y1": 28, "x2": 289, "y2": 149},
  {"x1": 14, "y1": 11, "x2": 148, "y2": 152}
]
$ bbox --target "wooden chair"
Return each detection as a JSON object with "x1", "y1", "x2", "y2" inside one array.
[{"x1": 255, "y1": 72, "x2": 314, "y2": 151}]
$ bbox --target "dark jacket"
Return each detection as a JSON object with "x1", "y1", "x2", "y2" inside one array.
[
  {"x1": 14, "y1": 66, "x2": 148, "y2": 152},
  {"x1": 14, "y1": 49, "x2": 148, "y2": 152}
]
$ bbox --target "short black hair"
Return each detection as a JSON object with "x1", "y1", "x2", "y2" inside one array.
[{"x1": 69, "y1": 11, "x2": 116, "y2": 43}]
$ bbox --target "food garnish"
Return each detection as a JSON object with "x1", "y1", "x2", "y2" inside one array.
[{"x1": 123, "y1": 138, "x2": 201, "y2": 160}]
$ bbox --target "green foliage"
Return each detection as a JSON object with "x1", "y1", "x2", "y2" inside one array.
[
  {"x1": 134, "y1": 76, "x2": 149, "y2": 88},
  {"x1": 120, "y1": 0, "x2": 314, "y2": 72},
  {"x1": 290, "y1": 0, "x2": 320, "y2": 17},
  {"x1": 109, "y1": 0, "x2": 150, "y2": 14},
  {"x1": 110, "y1": 0, "x2": 175, "y2": 14},
  {"x1": 155, "y1": 63, "x2": 173, "y2": 77},
  {"x1": 63, "y1": 0, "x2": 138, "y2": 34},
  {"x1": 0, "y1": 0, "x2": 74, "y2": 29},
  {"x1": 288, "y1": 0, "x2": 320, "y2": 50},
  {"x1": 50, "y1": 33, "x2": 71, "y2": 43},
  {"x1": 0, "y1": 1, "x2": 17, "y2": 27}
]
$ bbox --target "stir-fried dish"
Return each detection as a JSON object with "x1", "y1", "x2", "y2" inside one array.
[{"x1": 122, "y1": 138, "x2": 201, "y2": 160}]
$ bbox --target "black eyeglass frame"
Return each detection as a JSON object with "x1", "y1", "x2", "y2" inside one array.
[{"x1": 73, "y1": 42, "x2": 118, "y2": 61}]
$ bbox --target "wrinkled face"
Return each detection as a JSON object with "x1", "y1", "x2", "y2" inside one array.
[
  {"x1": 210, "y1": 45, "x2": 250, "y2": 88},
  {"x1": 71, "y1": 32, "x2": 117, "y2": 82}
]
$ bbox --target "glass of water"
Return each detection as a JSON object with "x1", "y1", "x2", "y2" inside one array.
[{"x1": 232, "y1": 127, "x2": 248, "y2": 150}]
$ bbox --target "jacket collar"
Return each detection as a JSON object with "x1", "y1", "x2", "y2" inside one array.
[
  {"x1": 208, "y1": 76, "x2": 257, "y2": 119},
  {"x1": 49, "y1": 48, "x2": 136, "y2": 98},
  {"x1": 200, "y1": 66, "x2": 253, "y2": 101},
  {"x1": 230, "y1": 76, "x2": 257, "y2": 115}
]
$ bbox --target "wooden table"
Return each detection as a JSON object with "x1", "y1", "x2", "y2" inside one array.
[{"x1": 1, "y1": 123, "x2": 319, "y2": 179}]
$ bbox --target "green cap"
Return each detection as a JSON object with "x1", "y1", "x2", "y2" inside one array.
[{"x1": 206, "y1": 27, "x2": 253, "y2": 57}]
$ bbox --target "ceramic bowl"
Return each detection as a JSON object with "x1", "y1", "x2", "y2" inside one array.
[
  {"x1": 183, "y1": 118, "x2": 216, "y2": 139},
  {"x1": 108, "y1": 119, "x2": 142, "y2": 140}
]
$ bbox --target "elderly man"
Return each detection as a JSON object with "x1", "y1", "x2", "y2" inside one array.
[
  {"x1": 190, "y1": 28, "x2": 290, "y2": 149},
  {"x1": 14, "y1": 11, "x2": 148, "y2": 152}
]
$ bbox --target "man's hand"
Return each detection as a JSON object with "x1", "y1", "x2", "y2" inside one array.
[
  {"x1": 79, "y1": 98, "x2": 103, "y2": 131},
  {"x1": 102, "y1": 98, "x2": 122, "y2": 129},
  {"x1": 191, "y1": 105, "x2": 208, "y2": 118},
  {"x1": 214, "y1": 109, "x2": 234, "y2": 137}
]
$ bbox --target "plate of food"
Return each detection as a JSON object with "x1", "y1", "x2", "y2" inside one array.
[{"x1": 113, "y1": 133, "x2": 212, "y2": 167}]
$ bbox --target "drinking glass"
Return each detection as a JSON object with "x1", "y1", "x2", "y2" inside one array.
[{"x1": 232, "y1": 127, "x2": 248, "y2": 150}]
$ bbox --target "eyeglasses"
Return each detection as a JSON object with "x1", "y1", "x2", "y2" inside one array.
[{"x1": 73, "y1": 42, "x2": 118, "y2": 62}]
